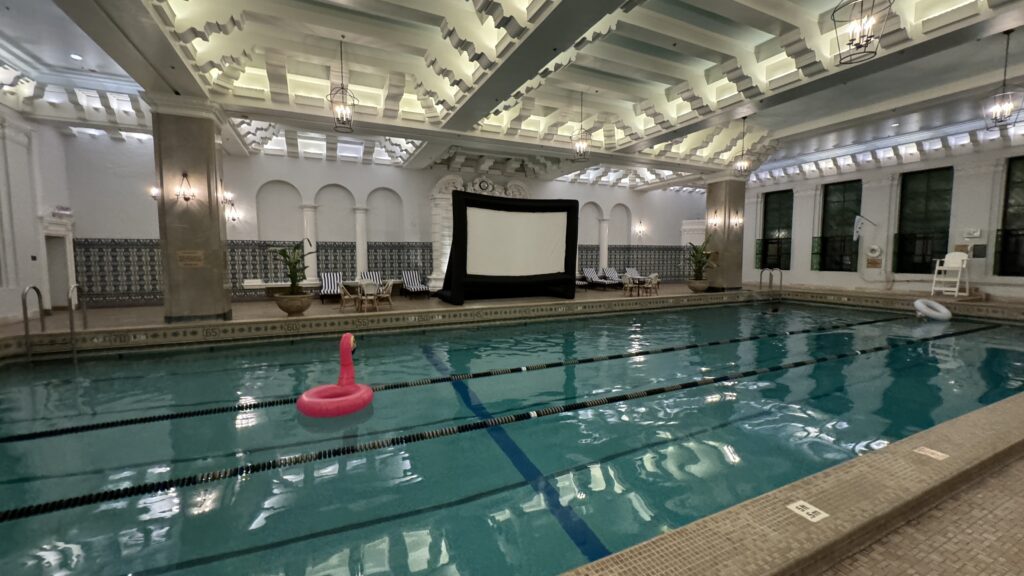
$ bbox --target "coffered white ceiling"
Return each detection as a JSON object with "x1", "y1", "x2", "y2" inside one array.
[{"x1": 1, "y1": 0, "x2": 1022, "y2": 187}]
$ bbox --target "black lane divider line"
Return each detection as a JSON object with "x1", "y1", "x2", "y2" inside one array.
[
  {"x1": 129, "y1": 345, "x2": 940, "y2": 575},
  {"x1": 0, "y1": 315, "x2": 904, "y2": 444},
  {"x1": 0, "y1": 323, "x2": 992, "y2": 523},
  {"x1": 126, "y1": 341, "x2": 949, "y2": 575}
]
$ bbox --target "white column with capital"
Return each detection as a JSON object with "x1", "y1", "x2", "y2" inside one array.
[
  {"x1": 301, "y1": 204, "x2": 318, "y2": 280},
  {"x1": 598, "y1": 218, "x2": 610, "y2": 270},
  {"x1": 354, "y1": 206, "x2": 368, "y2": 276}
]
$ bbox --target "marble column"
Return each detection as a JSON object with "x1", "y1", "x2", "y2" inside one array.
[
  {"x1": 151, "y1": 109, "x2": 231, "y2": 323},
  {"x1": 705, "y1": 177, "x2": 746, "y2": 291},
  {"x1": 598, "y1": 218, "x2": 610, "y2": 270},
  {"x1": 301, "y1": 204, "x2": 318, "y2": 279},
  {"x1": 354, "y1": 207, "x2": 368, "y2": 276}
]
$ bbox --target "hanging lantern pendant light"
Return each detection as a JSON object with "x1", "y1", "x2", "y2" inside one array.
[
  {"x1": 733, "y1": 116, "x2": 752, "y2": 178},
  {"x1": 328, "y1": 35, "x2": 359, "y2": 133},
  {"x1": 984, "y1": 30, "x2": 1023, "y2": 131},
  {"x1": 571, "y1": 91, "x2": 590, "y2": 161},
  {"x1": 831, "y1": 0, "x2": 893, "y2": 65}
]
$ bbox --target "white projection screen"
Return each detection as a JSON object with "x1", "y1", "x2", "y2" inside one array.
[
  {"x1": 439, "y1": 191, "x2": 578, "y2": 304},
  {"x1": 466, "y1": 208, "x2": 567, "y2": 276}
]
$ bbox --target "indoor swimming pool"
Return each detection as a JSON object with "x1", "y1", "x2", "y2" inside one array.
[{"x1": 1, "y1": 303, "x2": 1023, "y2": 575}]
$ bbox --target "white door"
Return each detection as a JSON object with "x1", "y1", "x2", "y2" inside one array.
[{"x1": 45, "y1": 236, "x2": 70, "y2": 308}]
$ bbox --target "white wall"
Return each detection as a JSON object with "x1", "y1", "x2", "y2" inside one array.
[
  {"x1": 255, "y1": 180, "x2": 303, "y2": 241},
  {"x1": 64, "y1": 134, "x2": 157, "y2": 238},
  {"x1": 0, "y1": 108, "x2": 69, "y2": 320},
  {"x1": 56, "y1": 142, "x2": 705, "y2": 248},
  {"x1": 578, "y1": 201, "x2": 602, "y2": 244},
  {"x1": 744, "y1": 145, "x2": 1024, "y2": 298},
  {"x1": 314, "y1": 184, "x2": 356, "y2": 242},
  {"x1": 222, "y1": 154, "x2": 437, "y2": 242}
]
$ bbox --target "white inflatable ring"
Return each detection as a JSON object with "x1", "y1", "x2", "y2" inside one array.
[{"x1": 914, "y1": 299, "x2": 952, "y2": 321}]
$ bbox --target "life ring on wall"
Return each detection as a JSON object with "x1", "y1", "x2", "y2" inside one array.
[
  {"x1": 914, "y1": 299, "x2": 952, "y2": 322},
  {"x1": 297, "y1": 333, "x2": 374, "y2": 418},
  {"x1": 866, "y1": 245, "x2": 883, "y2": 258}
]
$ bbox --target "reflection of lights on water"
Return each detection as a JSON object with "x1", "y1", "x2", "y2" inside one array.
[
  {"x1": 188, "y1": 487, "x2": 222, "y2": 516},
  {"x1": 137, "y1": 489, "x2": 180, "y2": 521}
]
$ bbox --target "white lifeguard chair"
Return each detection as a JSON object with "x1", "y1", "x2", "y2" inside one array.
[{"x1": 930, "y1": 251, "x2": 969, "y2": 297}]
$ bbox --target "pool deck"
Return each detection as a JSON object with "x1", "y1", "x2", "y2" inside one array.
[
  {"x1": 565, "y1": 390, "x2": 1024, "y2": 576},
  {"x1": 820, "y1": 454, "x2": 1024, "y2": 576},
  {"x1": 6, "y1": 283, "x2": 1024, "y2": 363}
]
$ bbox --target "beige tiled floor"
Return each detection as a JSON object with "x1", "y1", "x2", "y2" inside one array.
[
  {"x1": 4, "y1": 282, "x2": 696, "y2": 337},
  {"x1": 820, "y1": 456, "x2": 1024, "y2": 576}
]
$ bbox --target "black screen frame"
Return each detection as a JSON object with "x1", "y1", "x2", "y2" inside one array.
[{"x1": 438, "y1": 191, "x2": 578, "y2": 305}]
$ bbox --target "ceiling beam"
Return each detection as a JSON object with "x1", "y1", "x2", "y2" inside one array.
[
  {"x1": 443, "y1": 0, "x2": 630, "y2": 131},
  {"x1": 615, "y1": 3, "x2": 1024, "y2": 154},
  {"x1": 55, "y1": 0, "x2": 205, "y2": 97}
]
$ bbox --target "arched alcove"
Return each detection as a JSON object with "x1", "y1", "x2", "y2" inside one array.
[
  {"x1": 609, "y1": 203, "x2": 632, "y2": 245},
  {"x1": 256, "y1": 180, "x2": 303, "y2": 241},
  {"x1": 578, "y1": 202, "x2": 603, "y2": 245},
  {"x1": 367, "y1": 187, "x2": 404, "y2": 241},
  {"x1": 315, "y1": 185, "x2": 356, "y2": 242}
]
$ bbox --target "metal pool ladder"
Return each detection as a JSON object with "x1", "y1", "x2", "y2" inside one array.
[
  {"x1": 759, "y1": 268, "x2": 783, "y2": 292},
  {"x1": 21, "y1": 286, "x2": 45, "y2": 361},
  {"x1": 68, "y1": 284, "x2": 88, "y2": 364}
]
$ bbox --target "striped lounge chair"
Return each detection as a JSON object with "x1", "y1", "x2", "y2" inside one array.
[
  {"x1": 583, "y1": 267, "x2": 615, "y2": 289},
  {"x1": 319, "y1": 272, "x2": 342, "y2": 304},
  {"x1": 401, "y1": 271, "x2": 430, "y2": 297},
  {"x1": 625, "y1": 267, "x2": 641, "y2": 278},
  {"x1": 359, "y1": 271, "x2": 383, "y2": 286},
  {"x1": 602, "y1": 268, "x2": 624, "y2": 286}
]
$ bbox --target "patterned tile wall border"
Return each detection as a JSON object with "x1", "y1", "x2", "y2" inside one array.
[
  {"x1": 579, "y1": 245, "x2": 694, "y2": 280},
  {"x1": 779, "y1": 288, "x2": 1024, "y2": 323},
  {"x1": 73, "y1": 239, "x2": 432, "y2": 306},
  {"x1": 0, "y1": 291, "x2": 760, "y2": 361}
]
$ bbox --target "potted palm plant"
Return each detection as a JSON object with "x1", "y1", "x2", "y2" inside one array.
[
  {"x1": 272, "y1": 239, "x2": 316, "y2": 316},
  {"x1": 686, "y1": 240, "x2": 716, "y2": 293}
]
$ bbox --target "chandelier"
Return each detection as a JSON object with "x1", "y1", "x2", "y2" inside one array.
[
  {"x1": 571, "y1": 91, "x2": 590, "y2": 161},
  {"x1": 984, "y1": 30, "x2": 1023, "y2": 131},
  {"x1": 328, "y1": 36, "x2": 358, "y2": 133},
  {"x1": 831, "y1": 0, "x2": 893, "y2": 65},
  {"x1": 733, "y1": 116, "x2": 753, "y2": 178}
]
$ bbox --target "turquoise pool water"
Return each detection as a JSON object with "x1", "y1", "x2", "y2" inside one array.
[{"x1": 1, "y1": 303, "x2": 1023, "y2": 575}]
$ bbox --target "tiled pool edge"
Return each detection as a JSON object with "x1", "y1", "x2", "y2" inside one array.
[
  {"x1": 0, "y1": 291, "x2": 762, "y2": 363},
  {"x1": 6, "y1": 287, "x2": 1021, "y2": 364},
  {"x1": 564, "y1": 392, "x2": 1024, "y2": 576},
  {"x1": 780, "y1": 288, "x2": 1024, "y2": 324}
]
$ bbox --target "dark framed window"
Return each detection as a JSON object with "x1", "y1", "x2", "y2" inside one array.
[
  {"x1": 820, "y1": 180, "x2": 862, "y2": 272},
  {"x1": 997, "y1": 156, "x2": 1024, "y2": 276},
  {"x1": 760, "y1": 190, "x2": 792, "y2": 270},
  {"x1": 895, "y1": 167, "x2": 953, "y2": 274}
]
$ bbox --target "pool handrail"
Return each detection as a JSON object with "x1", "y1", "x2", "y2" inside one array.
[
  {"x1": 68, "y1": 284, "x2": 88, "y2": 364},
  {"x1": 21, "y1": 286, "x2": 45, "y2": 361}
]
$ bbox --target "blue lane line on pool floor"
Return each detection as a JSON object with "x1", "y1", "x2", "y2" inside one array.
[{"x1": 421, "y1": 345, "x2": 610, "y2": 562}]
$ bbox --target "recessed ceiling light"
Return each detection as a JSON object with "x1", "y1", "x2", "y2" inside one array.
[
  {"x1": 69, "y1": 53, "x2": 83, "y2": 61},
  {"x1": 891, "y1": 122, "x2": 900, "y2": 127}
]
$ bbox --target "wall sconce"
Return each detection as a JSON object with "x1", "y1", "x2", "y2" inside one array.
[
  {"x1": 225, "y1": 203, "x2": 242, "y2": 223},
  {"x1": 730, "y1": 211, "x2": 744, "y2": 228},
  {"x1": 709, "y1": 210, "x2": 723, "y2": 229},
  {"x1": 634, "y1": 219, "x2": 647, "y2": 240},
  {"x1": 221, "y1": 190, "x2": 235, "y2": 205},
  {"x1": 148, "y1": 186, "x2": 160, "y2": 201},
  {"x1": 175, "y1": 172, "x2": 196, "y2": 202}
]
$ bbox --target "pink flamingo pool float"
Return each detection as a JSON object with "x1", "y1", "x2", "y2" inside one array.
[{"x1": 297, "y1": 333, "x2": 374, "y2": 418}]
